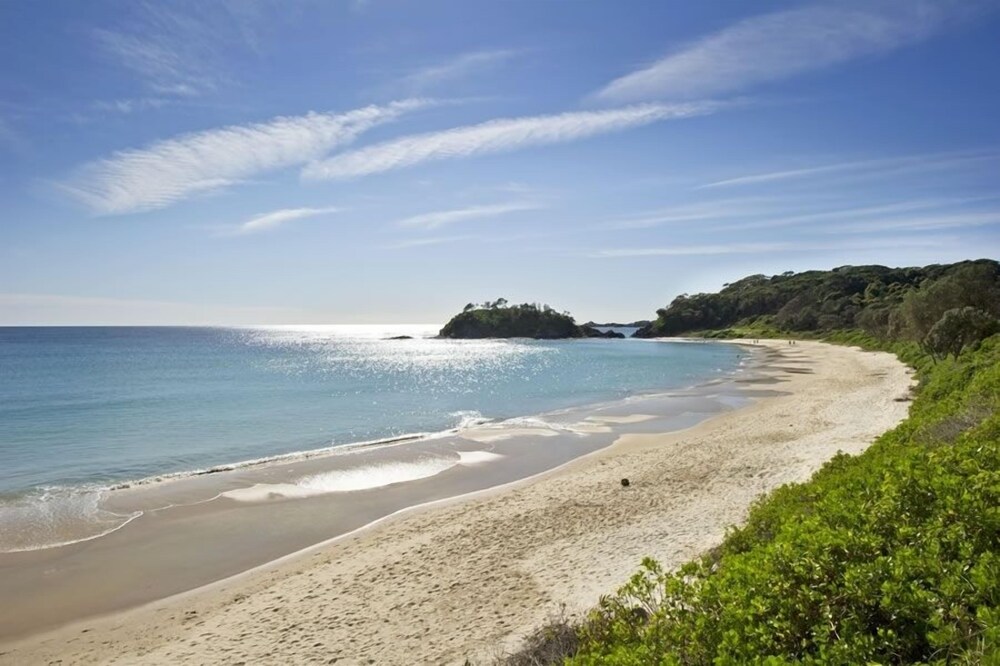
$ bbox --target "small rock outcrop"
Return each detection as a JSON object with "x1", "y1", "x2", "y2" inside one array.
[
  {"x1": 581, "y1": 326, "x2": 626, "y2": 339},
  {"x1": 439, "y1": 300, "x2": 627, "y2": 340}
]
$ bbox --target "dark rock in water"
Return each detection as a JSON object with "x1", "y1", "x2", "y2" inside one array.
[
  {"x1": 581, "y1": 325, "x2": 626, "y2": 339},
  {"x1": 585, "y1": 321, "x2": 633, "y2": 328},
  {"x1": 631, "y1": 323, "x2": 658, "y2": 338},
  {"x1": 386, "y1": 335, "x2": 413, "y2": 340},
  {"x1": 621, "y1": 478, "x2": 630, "y2": 487}
]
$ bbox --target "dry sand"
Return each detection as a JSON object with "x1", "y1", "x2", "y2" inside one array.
[{"x1": 0, "y1": 340, "x2": 914, "y2": 665}]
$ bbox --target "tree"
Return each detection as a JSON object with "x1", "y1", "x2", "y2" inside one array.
[
  {"x1": 923, "y1": 307, "x2": 999, "y2": 359},
  {"x1": 897, "y1": 262, "x2": 1000, "y2": 341}
]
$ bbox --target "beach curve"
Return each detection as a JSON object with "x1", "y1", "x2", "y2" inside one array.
[{"x1": 0, "y1": 340, "x2": 914, "y2": 665}]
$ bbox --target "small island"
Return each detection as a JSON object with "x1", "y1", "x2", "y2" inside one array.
[{"x1": 439, "y1": 299, "x2": 625, "y2": 339}]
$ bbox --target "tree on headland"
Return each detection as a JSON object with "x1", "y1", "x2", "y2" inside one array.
[
  {"x1": 894, "y1": 262, "x2": 1000, "y2": 341},
  {"x1": 923, "y1": 306, "x2": 999, "y2": 359}
]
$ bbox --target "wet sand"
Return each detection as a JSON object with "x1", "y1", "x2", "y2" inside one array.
[{"x1": 0, "y1": 340, "x2": 913, "y2": 665}]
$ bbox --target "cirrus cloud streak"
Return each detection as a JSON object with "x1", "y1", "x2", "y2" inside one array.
[
  {"x1": 237, "y1": 206, "x2": 341, "y2": 235},
  {"x1": 302, "y1": 101, "x2": 722, "y2": 181},
  {"x1": 61, "y1": 99, "x2": 433, "y2": 215},
  {"x1": 395, "y1": 202, "x2": 543, "y2": 229},
  {"x1": 595, "y1": 1, "x2": 985, "y2": 103}
]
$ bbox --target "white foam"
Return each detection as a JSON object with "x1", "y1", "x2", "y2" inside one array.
[
  {"x1": 222, "y1": 457, "x2": 458, "y2": 503},
  {"x1": 457, "y1": 450, "x2": 504, "y2": 464},
  {"x1": 450, "y1": 410, "x2": 493, "y2": 429},
  {"x1": 0, "y1": 487, "x2": 143, "y2": 553}
]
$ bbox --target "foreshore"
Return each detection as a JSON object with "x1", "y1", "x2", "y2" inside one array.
[{"x1": 0, "y1": 340, "x2": 913, "y2": 665}]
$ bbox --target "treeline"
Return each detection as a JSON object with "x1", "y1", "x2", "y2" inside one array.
[
  {"x1": 460, "y1": 298, "x2": 572, "y2": 317},
  {"x1": 636, "y1": 259, "x2": 1000, "y2": 359}
]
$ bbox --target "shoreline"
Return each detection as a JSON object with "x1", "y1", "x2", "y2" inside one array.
[
  {"x1": 0, "y1": 340, "x2": 914, "y2": 665},
  {"x1": 0, "y1": 343, "x2": 757, "y2": 643},
  {"x1": 0, "y1": 337, "x2": 746, "y2": 555}
]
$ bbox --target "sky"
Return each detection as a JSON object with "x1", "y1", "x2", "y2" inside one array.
[{"x1": 1, "y1": 0, "x2": 999, "y2": 325}]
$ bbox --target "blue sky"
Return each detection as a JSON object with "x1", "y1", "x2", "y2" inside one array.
[{"x1": 1, "y1": 0, "x2": 999, "y2": 325}]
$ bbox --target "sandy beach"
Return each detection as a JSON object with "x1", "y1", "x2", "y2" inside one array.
[{"x1": 0, "y1": 340, "x2": 913, "y2": 665}]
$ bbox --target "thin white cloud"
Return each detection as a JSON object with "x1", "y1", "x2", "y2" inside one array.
[
  {"x1": 397, "y1": 49, "x2": 522, "y2": 93},
  {"x1": 92, "y1": 97, "x2": 171, "y2": 115},
  {"x1": 605, "y1": 197, "x2": 778, "y2": 229},
  {"x1": 237, "y1": 206, "x2": 341, "y2": 234},
  {"x1": 826, "y1": 211, "x2": 1000, "y2": 233},
  {"x1": 387, "y1": 235, "x2": 476, "y2": 249},
  {"x1": 93, "y1": 2, "x2": 224, "y2": 97},
  {"x1": 95, "y1": 27, "x2": 216, "y2": 96},
  {"x1": 588, "y1": 236, "x2": 952, "y2": 258},
  {"x1": 61, "y1": 99, "x2": 431, "y2": 214},
  {"x1": 593, "y1": 242, "x2": 795, "y2": 257},
  {"x1": 303, "y1": 101, "x2": 722, "y2": 181},
  {"x1": 717, "y1": 198, "x2": 988, "y2": 231},
  {"x1": 594, "y1": 1, "x2": 982, "y2": 103},
  {"x1": 699, "y1": 151, "x2": 998, "y2": 189},
  {"x1": 395, "y1": 202, "x2": 542, "y2": 230},
  {"x1": 92, "y1": 2, "x2": 280, "y2": 97}
]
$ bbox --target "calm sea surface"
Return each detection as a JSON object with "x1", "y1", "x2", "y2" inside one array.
[{"x1": 0, "y1": 325, "x2": 743, "y2": 547}]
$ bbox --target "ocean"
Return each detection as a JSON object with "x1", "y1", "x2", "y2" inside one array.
[{"x1": 0, "y1": 325, "x2": 745, "y2": 552}]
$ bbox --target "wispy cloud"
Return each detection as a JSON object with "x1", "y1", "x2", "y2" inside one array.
[
  {"x1": 93, "y1": 4, "x2": 221, "y2": 97},
  {"x1": 386, "y1": 235, "x2": 477, "y2": 249},
  {"x1": 303, "y1": 101, "x2": 722, "y2": 181},
  {"x1": 92, "y1": 97, "x2": 172, "y2": 115},
  {"x1": 594, "y1": 1, "x2": 984, "y2": 103},
  {"x1": 236, "y1": 206, "x2": 341, "y2": 235},
  {"x1": 825, "y1": 211, "x2": 1000, "y2": 234},
  {"x1": 587, "y1": 236, "x2": 953, "y2": 258},
  {"x1": 699, "y1": 151, "x2": 998, "y2": 189},
  {"x1": 395, "y1": 202, "x2": 542, "y2": 230},
  {"x1": 386, "y1": 230, "x2": 554, "y2": 249},
  {"x1": 605, "y1": 198, "x2": 778, "y2": 229},
  {"x1": 92, "y1": 2, "x2": 282, "y2": 98},
  {"x1": 716, "y1": 198, "x2": 989, "y2": 231},
  {"x1": 61, "y1": 99, "x2": 431, "y2": 214},
  {"x1": 604, "y1": 196, "x2": 997, "y2": 234},
  {"x1": 395, "y1": 49, "x2": 523, "y2": 93}
]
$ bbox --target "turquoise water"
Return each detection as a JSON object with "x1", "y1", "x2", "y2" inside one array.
[{"x1": 0, "y1": 326, "x2": 742, "y2": 534}]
